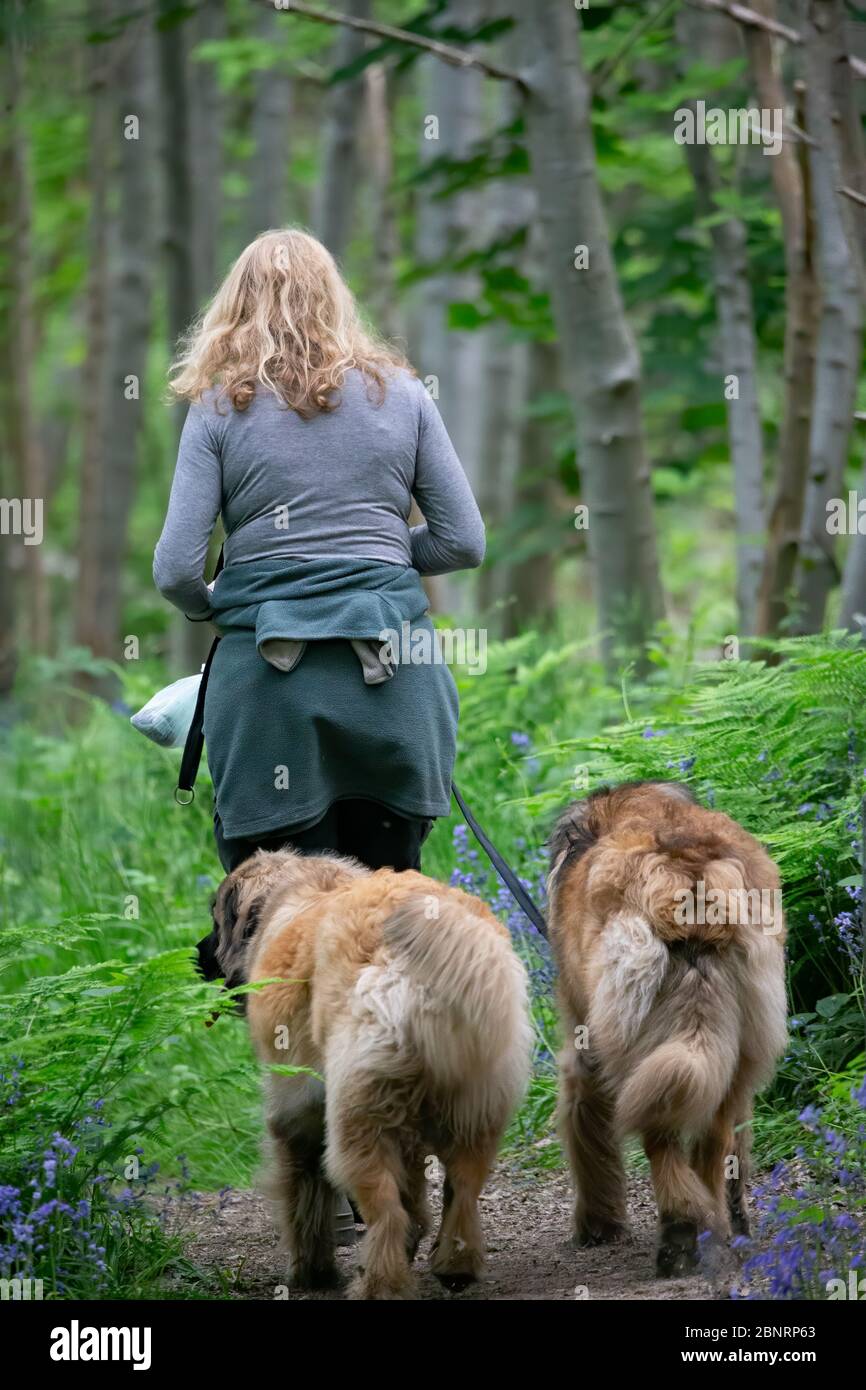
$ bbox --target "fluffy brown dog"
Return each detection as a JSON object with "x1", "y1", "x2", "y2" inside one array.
[
  {"x1": 547, "y1": 780, "x2": 787, "y2": 1276},
  {"x1": 203, "y1": 848, "x2": 531, "y2": 1299}
]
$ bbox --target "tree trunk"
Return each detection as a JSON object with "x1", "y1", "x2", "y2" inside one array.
[
  {"x1": 676, "y1": 7, "x2": 765, "y2": 636},
  {"x1": 411, "y1": 0, "x2": 487, "y2": 614},
  {"x1": 157, "y1": 0, "x2": 221, "y2": 673},
  {"x1": 834, "y1": 9, "x2": 866, "y2": 272},
  {"x1": 842, "y1": 0, "x2": 866, "y2": 626},
  {"x1": 503, "y1": 340, "x2": 560, "y2": 637},
  {"x1": 312, "y1": 0, "x2": 371, "y2": 262},
  {"x1": 75, "y1": 7, "x2": 156, "y2": 671},
  {"x1": 157, "y1": 3, "x2": 197, "y2": 358},
  {"x1": 683, "y1": 139, "x2": 766, "y2": 634},
  {"x1": 840, "y1": 476, "x2": 866, "y2": 630},
  {"x1": 364, "y1": 62, "x2": 401, "y2": 339},
  {"x1": 513, "y1": 0, "x2": 663, "y2": 667},
  {"x1": 0, "y1": 0, "x2": 49, "y2": 664},
  {"x1": 475, "y1": 316, "x2": 518, "y2": 623},
  {"x1": 474, "y1": 26, "x2": 531, "y2": 627},
  {"x1": 247, "y1": 2, "x2": 293, "y2": 241},
  {"x1": 189, "y1": 0, "x2": 226, "y2": 301},
  {"x1": 0, "y1": 92, "x2": 18, "y2": 693},
  {"x1": 791, "y1": 0, "x2": 864, "y2": 632},
  {"x1": 0, "y1": 11, "x2": 22, "y2": 694},
  {"x1": 74, "y1": 0, "x2": 113, "y2": 665},
  {"x1": 748, "y1": 3, "x2": 818, "y2": 636}
]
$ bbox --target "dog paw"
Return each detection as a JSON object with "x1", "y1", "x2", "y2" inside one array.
[
  {"x1": 347, "y1": 1273, "x2": 417, "y2": 1301},
  {"x1": 430, "y1": 1243, "x2": 484, "y2": 1288},
  {"x1": 434, "y1": 1270, "x2": 479, "y2": 1292},
  {"x1": 291, "y1": 1261, "x2": 342, "y2": 1291},
  {"x1": 572, "y1": 1218, "x2": 626, "y2": 1248},
  {"x1": 656, "y1": 1220, "x2": 699, "y2": 1278}
]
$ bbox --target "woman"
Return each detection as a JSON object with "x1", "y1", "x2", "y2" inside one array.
[{"x1": 154, "y1": 228, "x2": 484, "y2": 877}]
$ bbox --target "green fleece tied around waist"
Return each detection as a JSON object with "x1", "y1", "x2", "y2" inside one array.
[{"x1": 203, "y1": 556, "x2": 459, "y2": 840}]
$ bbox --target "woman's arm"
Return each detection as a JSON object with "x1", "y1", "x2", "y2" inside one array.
[
  {"x1": 153, "y1": 404, "x2": 222, "y2": 618},
  {"x1": 409, "y1": 384, "x2": 486, "y2": 576}
]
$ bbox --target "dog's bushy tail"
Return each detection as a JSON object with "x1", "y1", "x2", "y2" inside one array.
[
  {"x1": 616, "y1": 1035, "x2": 736, "y2": 1137},
  {"x1": 591, "y1": 911, "x2": 740, "y2": 1137},
  {"x1": 382, "y1": 894, "x2": 532, "y2": 1130}
]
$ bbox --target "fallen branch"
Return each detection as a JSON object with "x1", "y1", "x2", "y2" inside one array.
[
  {"x1": 264, "y1": 0, "x2": 528, "y2": 89},
  {"x1": 840, "y1": 184, "x2": 866, "y2": 208}
]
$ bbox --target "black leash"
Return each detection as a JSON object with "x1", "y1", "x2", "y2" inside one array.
[
  {"x1": 450, "y1": 783, "x2": 548, "y2": 938},
  {"x1": 176, "y1": 545, "x2": 224, "y2": 805},
  {"x1": 174, "y1": 563, "x2": 548, "y2": 937},
  {"x1": 175, "y1": 633, "x2": 220, "y2": 805}
]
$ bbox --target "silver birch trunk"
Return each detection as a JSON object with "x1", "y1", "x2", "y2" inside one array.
[
  {"x1": 74, "y1": 0, "x2": 113, "y2": 664},
  {"x1": 677, "y1": 7, "x2": 765, "y2": 636},
  {"x1": 513, "y1": 0, "x2": 663, "y2": 666},
  {"x1": 791, "y1": 0, "x2": 864, "y2": 632},
  {"x1": 189, "y1": 0, "x2": 226, "y2": 302},
  {"x1": 840, "y1": 475, "x2": 866, "y2": 630},
  {"x1": 76, "y1": 10, "x2": 156, "y2": 668},
  {"x1": 157, "y1": 2, "x2": 221, "y2": 672},
  {"x1": 502, "y1": 339, "x2": 560, "y2": 638},
  {"x1": 247, "y1": 2, "x2": 293, "y2": 240},
  {"x1": 747, "y1": 7, "x2": 818, "y2": 637},
  {"x1": 683, "y1": 139, "x2": 766, "y2": 635},
  {"x1": 312, "y1": 0, "x2": 371, "y2": 262},
  {"x1": 411, "y1": 1, "x2": 486, "y2": 614},
  {"x1": 0, "y1": 0, "x2": 49, "y2": 660},
  {"x1": 364, "y1": 62, "x2": 401, "y2": 339}
]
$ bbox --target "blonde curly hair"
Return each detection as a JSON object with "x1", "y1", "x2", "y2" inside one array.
[{"x1": 169, "y1": 228, "x2": 410, "y2": 418}]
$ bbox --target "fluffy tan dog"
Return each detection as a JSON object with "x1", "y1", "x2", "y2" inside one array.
[
  {"x1": 203, "y1": 849, "x2": 531, "y2": 1300},
  {"x1": 547, "y1": 780, "x2": 787, "y2": 1276}
]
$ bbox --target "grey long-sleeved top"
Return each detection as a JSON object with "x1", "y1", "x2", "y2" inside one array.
[{"x1": 153, "y1": 367, "x2": 485, "y2": 618}]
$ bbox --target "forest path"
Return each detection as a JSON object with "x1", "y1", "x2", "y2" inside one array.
[{"x1": 175, "y1": 1163, "x2": 729, "y2": 1301}]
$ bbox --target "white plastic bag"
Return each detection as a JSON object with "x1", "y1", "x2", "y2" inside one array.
[{"x1": 130, "y1": 674, "x2": 201, "y2": 748}]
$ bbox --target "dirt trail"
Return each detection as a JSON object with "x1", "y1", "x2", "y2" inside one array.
[{"x1": 174, "y1": 1164, "x2": 732, "y2": 1301}]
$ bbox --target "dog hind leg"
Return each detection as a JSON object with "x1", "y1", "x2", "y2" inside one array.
[
  {"x1": 644, "y1": 1129, "x2": 715, "y2": 1277},
  {"x1": 429, "y1": 1136, "x2": 496, "y2": 1289},
  {"x1": 345, "y1": 1141, "x2": 415, "y2": 1300},
  {"x1": 725, "y1": 1107, "x2": 753, "y2": 1238},
  {"x1": 690, "y1": 1105, "x2": 739, "y2": 1240},
  {"x1": 265, "y1": 1074, "x2": 339, "y2": 1289},
  {"x1": 327, "y1": 1096, "x2": 415, "y2": 1300},
  {"x1": 559, "y1": 1047, "x2": 627, "y2": 1245}
]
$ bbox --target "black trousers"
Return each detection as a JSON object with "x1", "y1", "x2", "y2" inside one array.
[{"x1": 214, "y1": 798, "x2": 433, "y2": 874}]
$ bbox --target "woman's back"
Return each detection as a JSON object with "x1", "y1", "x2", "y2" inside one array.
[
  {"x1": 154, "y1": 366, "x2": 484, "y2": 618},
  {"x1": 217, "y1": 368, "x2": 421, "y2": 567}
]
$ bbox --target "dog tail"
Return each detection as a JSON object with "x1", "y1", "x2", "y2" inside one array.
[
  {"x1": 616, "y1": 1034, "x2": 735, "y2": 1137},
  {"x1": 381, "y1": 893, "x2": 533, "y2": 1127},
  {"x1": 591, "y1": 912, "x2": 740, "y2": 1137}
]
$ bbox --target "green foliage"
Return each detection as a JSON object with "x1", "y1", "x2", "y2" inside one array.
[{"x1": 0, "y1": 927, "x2": 225, "y2": 1296}]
